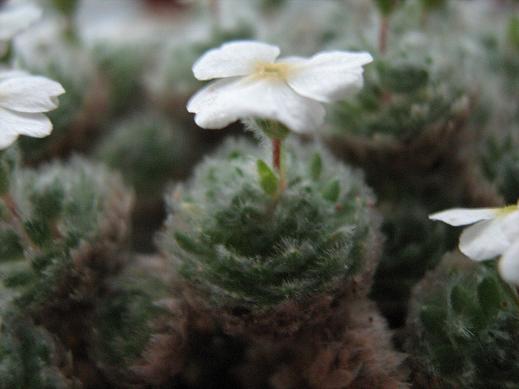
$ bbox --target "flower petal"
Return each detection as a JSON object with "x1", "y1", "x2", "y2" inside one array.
[
  {"x1": 0, "y1": 75, "x2": 65, "y2": 113},
  {"x1": 187, "y1": 77, "x2": 325, "y2": 133},
  {"x1": 0, "y1": 69, "x2": 28, "y2": 80},
  {"x1": 284, "y1": 51, "x2": 373, "y2": 103},
  {"x1": 0, "y1": 3, "x2": 42, "y2": 41},
  {"x1": 459, "y1": 219, "x2": 511, "y2": 261},
  {"x1": 0, "y1": 107, "x2": 52, "y2": 149},
  {"x1": 192, "y1": 41, "x2": 280, "y2": 81},
  {"x1": 429, "y1": 208, "x2": 498, "y2": 226},
  {"x1": 499, "y1": 240, "x2": 519, "y2": 285}
]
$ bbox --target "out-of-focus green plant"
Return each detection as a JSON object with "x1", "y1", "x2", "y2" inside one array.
[
  {"x1": 406, "y1": 254, "x2": 519, "y2": 389},
  {"x1": 160, "y1": 139, "x2": 381, "y2": 337}
]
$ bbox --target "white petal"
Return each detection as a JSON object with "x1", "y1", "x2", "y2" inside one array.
[
  {"x1": 429, "y1": 208, "x2": 498, "y2": 226},
  {"x1": 284, "y1": 51, "x2": 373, "y2": 103},
  {"x1": 187, "y1": 77, "x2": 325, "y2": 133},
  {"x1": 0, "y1": 75, "x2": 65, "y2": 113},
  {"x1": 0, "y1": 107, "x2": 52, "y2": 141},
  {"x1": 0, "y1": 69, "x2": 28, "y2": 80},
  {"x1": 499, "y1": 210, "x2": 519, "y2": 242},
  {"x1": 0, "y1": 3, "x2": 42, "y2": 41},
  {"x1": 192, "y1": 41, "x2": 280, "y2": 81},
  {"x1": 459, "y1": 219, "x2": 511, "y2": 261},
  {"x1": 499, "y1": 240, "x2": 519, "y2": 285}
]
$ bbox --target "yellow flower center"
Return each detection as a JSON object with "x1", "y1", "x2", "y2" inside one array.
[{"x1": 253, "y1": 62, "x2": 294, "y2": 80}]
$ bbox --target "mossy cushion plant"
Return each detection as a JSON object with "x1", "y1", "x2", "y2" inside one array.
[
  {"x1": 91, "y1": 255, "x2": 173, "y2": 385},
  {"x1": 160, "y1": 139, "x2": 381, "y2": 336},
  {"x1": 406, "y1": 254, "x2": 519, "y2": 389},
  {"x1": 0, "y1": 156, "x2": 133, "y2": 315},
  {"x1": 330, "y1": 54, "x2": 467, "y2": 141},
  {"x1": 96, "y1": 113, "x2": 195, "y2": 250},
  {"x1": 97, "y1": 113, "x2": 194, "y2": 198},
  {"x1": 0, "y1": 312, "x2": 81, "y2": 389}
]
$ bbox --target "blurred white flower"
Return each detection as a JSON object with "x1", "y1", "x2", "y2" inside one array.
[
  {"x1": 430, "y1": 205, "x2": 519, "y2": 284},
  {"x1": 499, "y1": 240, "x2": 519, "y2": 285},
  {"x1": 187, "y1": 40, "x2": 372, "y2": 133},
  {"x1": 0, "y1": 70, "x2": 65, "y2": 149},
  {"x1": 0, "y1": 1, "x2": 42, "y2": 57}
]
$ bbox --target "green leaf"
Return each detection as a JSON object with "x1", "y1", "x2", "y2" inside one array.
[
  {"x1": 322, "y1": 179, "x2": 340, "y2": 202},
  {"x1": 4, "y1": 270, "x2": 34, "y2": 288},
  {"x1": 477, "y1": 277, "x2": 502, "y2": 319},
  {"x1": 450, "y1": 284, "x2": 473, "y2": 315},
  {"x1": 0, "y1": 230, "x2": 22, "y2": 262},
  {"x1": 257, "y1": 159, "x2": 278, "y2": 196},
  {"x1": 30, "y1": 183, "x2": 64, "y2": 220},
  {"x1": 420, "y1": 305, "x2": 447, "y2": 338},
  {"x1": 309, "y1": 153, "x2": 322, "y2": 181},
  {"x1": 24, "y1": 219, "x2": 51, "y2": 246},
  {"x1": 175, "y1": 232, "x2": 205, "y2": 255}
]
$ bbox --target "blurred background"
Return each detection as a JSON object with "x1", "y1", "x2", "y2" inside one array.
[{"x1": 10, "y1": 0, "x2": 519, "y2": 327}]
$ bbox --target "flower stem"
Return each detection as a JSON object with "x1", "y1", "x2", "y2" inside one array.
[
  {"x1": 272, "y1": 138, "x2": 286, "y2": 193},
  {"x1": 272, "y1": 138, "x2": 281, "y2": 171},
  {"x1": 379, "y1": 15, "x2": 389, "y2": 54},
  {"x1": 1, "y1": 193, "x2": 38, "y2": 253}
]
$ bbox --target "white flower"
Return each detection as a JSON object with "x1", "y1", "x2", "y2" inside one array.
[
  {"x1": 429, "y1": 205, "x2": 519, "y2": 283},
  {"x1": 187, "y1": 41, "x2": 372, "y2": 133},
  {"x1": 0, "y1": 70, "x2": 65, "y2": 149},
  {"x1": 0, "y1": 2, "x2": 42, "y2": 56}
]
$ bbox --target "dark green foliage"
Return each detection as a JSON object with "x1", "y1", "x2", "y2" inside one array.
[
  {"x1": 374, "y1": 0, "x2": 403, "y2": 16},
  {"x1": 0, "y1": 158, "x2": 131, "y2": 312},
  {"x1": 371, "y1": 200, "x2": 456, "y2": 327},
  {"x1": 0, "y1": 314, "x2": 80, "y2": 389},
  {"x1": 97, "y1": 113, "x2": 193, "y2": 197},
  {"x1": 91, "y1": 257, "x2": 171, "y2": 378},
  {"x1": 330, "y1": 55, "x2": 467, "y2": 140},
  {"x1": 406, "y1": 255, "x2": 519, "y2": 389},
  {"x1": 481, "y1": 134, "x2": 519, "y2": 203},
  {"x1": 160, "y1": 139, "x2": 378, "y2": 309},
  {"x1": 93, "y1": 43, "x2": 149, "y2": 116},
  {"x1": 0, "y1": 148, "x2": 18, "y2": 195}
]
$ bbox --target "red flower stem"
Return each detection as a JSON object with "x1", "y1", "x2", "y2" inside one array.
[
  {"x1": 272, "y1": 138, "x2": 286, "y2": 192},
  {"x1": 272, "y1": 138, "x2": 281, "y2": 172}
]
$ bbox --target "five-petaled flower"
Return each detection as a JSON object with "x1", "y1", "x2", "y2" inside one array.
[
  {"x1": 0, "y1": 70, "x2": 65, "y2": 149},
  {"x1": 187, "y1": 41, "x2": 372, "y2": 133},
  {"x1": 429, "y1": 205, "x2": 519, "y2": 284}
]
